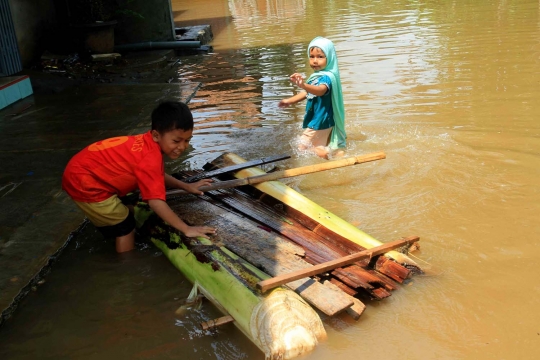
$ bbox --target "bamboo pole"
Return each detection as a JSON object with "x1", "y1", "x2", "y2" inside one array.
[
  {"x1": 257, "y1": 236, "x2": 419, "y2": 293},
  {"x1": 166, "y1": 151, "x2": 386, "y2": 197}
]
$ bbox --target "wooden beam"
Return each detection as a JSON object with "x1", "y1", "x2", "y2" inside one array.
[
  {"x1": 323, "y1": 281, "x2": 366, "y2": 320},
  {"x1": 166, "y1": 151, "x2": 386, "y2": 197},
  {"x1": 257, "y1": 236, "x2": 419, "y2": 293},
  {"x1": 200, "y1": 315, "x2": 235, "y2": 330}
]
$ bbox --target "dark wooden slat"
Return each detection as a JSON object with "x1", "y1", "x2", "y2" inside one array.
[
  {"x1": 181, "y1": 153, "x2": 290, "y2": 183},
  {"x1": 208, "y1": 190, "x2": 339, "y2": 262},
  {"x1": 331, "y1": 266, "x2": 396, "y2": 299},
  {"x1": 366, "y1": 270, "x2": 399, "y2": 291},
  {"x1": 333, "y1": 266, "x2": 387, "y2": 289},
  {"x1": 374, "y1": 256, "x2": 412, "y2": 283},
  {"x1": 331, "y1": 270, "x2": 369, "y2": 292},
  {"x1": 328, "y1": 278, "x2": 358, "y2": 297},
  {"x1": 371, "y1": 288, "x2": 392, "y2": 300}
]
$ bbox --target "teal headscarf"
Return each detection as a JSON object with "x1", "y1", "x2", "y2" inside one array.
[{"x1": 306, "y1": 36, "x2": 346, "y2": 149}]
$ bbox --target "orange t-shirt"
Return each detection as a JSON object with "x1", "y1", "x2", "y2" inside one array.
[{"x1": 62, "y1": 131, "x2": 165, "y2": 202}]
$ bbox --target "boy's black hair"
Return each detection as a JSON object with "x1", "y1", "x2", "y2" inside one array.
[{"x1": 151, "y1": 101, "x2": 194, "y2": 133}]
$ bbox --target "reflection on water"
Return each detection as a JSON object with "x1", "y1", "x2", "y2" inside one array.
[{"x1": 2, "y1": 0, "x2": 540, "y2": 359}]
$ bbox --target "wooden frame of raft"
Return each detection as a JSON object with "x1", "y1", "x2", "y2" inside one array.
[
  {"x1": 169, "y1": 152, "x2": 422, "y2": 311},
  {"x1": 136, "y1": 152, "x2": 424, "y2": 359}
]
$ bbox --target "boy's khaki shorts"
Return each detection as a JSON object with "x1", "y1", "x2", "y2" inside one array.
[{"x1": 74, "y1": 195, "x2": 129, "y2": 227}]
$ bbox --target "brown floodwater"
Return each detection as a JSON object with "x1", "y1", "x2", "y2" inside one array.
[{"x1": 2, "y1": 0, "x2": 540, "y2": 359}]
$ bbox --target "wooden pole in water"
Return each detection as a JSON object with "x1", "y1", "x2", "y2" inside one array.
[{"x1": 166, "y1": 151, "x2": 386, "y2": 197}]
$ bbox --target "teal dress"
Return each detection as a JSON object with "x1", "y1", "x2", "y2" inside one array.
[
  {"x1": 303, "y1": 75, "x2": 334, "y2": 130},
  {"x1": 306, "y1": 37, "x2": 346, "y2": 149}
]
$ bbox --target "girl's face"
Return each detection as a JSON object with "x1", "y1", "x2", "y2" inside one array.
[{"x1": 309, "y1": 47, "x2": 327, "y2": 71}]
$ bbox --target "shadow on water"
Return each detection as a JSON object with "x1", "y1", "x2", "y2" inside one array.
[{"x1": 0, "y1": 222, "x2": 261, "y2": 359}]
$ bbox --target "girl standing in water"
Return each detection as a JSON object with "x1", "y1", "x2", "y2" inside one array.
[{"x1": 279, "y1": 36, "x2": 346, "y2": 159}]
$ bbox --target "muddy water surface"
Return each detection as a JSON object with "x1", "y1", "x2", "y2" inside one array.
[{"x1": 1, "y1": 1, "x2": 540, "y2": 359}]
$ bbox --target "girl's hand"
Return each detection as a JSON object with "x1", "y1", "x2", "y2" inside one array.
[
  {"x1": 182, "y1": 179, "x2": 213, "y2": 195},
  {"x1": 278, "y1": 99, "x2": 291, "y2": 108},
  {"x1": 290, "y1": 73, "x2": 305, "y2": 88},
  {"x1": 183, "y1": 225, "x2": 217, "y2": 239}
]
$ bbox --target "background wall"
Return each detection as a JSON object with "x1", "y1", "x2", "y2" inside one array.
[
  {"x1": 115, "y1": 0, "x2": 176, "y2": 44},
  {"x1": 7, "y1": 0, "x2": 175, "y2": 69},
  {"x1": 8, "y1": 0, "x2": 57, "y2": 67}
]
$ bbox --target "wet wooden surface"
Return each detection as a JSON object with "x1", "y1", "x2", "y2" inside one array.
[{"x1": 168, "y1": 196, "x2": 354, "y2": 316}]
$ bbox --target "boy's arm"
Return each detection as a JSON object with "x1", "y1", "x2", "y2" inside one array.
[
  {"x1": 164, "y1": 173, "x2": 212, "y2": 195},
  {"x1": 148, "y1": 199, "x2": 216, "y2": 239}
]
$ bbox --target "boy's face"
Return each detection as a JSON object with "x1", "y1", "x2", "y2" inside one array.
[
  {"x1": 309, "y1": 47, "x2": 327, "y2": 71},
  {"x1": 151, "y1": 128, "x2": 193, "y2": 160}
]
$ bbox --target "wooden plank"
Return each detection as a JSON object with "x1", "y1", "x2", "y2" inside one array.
[
  {"x1": 374, "y1": 256, "x2": 412, "y2": 283},
  {"x1": 181, "y1": 153, "x2": 291, "y2": 183},
  {"x1": 365, "y1": 270, "x2": 398, "y2": 291},
  {"x1": 371, "y1": 288, "x2": 392, "y2": 300},
  {"x1": 347, "y1": 297, "x2": 367, "y2": 320},
  {"x1": 207, "y1": 190, "x2": 338, "y2": 262},
  {"x1": 332, "y1": 265, "x2": 389, "y2": 292},
  {"x1": 285, "y1": 278, "x2": 353, "y2": 316},
  {"x1": 328, "y1": 278, "x2": 358, "y2": 297},
  {"x1": 167, "y1": 195, "x2": 354, "y2": 316},
  {"x1": 201, "y1": 315, "x2": 235, "y2": 330},
  {"x1": 257, "y1": 237, "x2": 419, "y2": 293},
  {"x1": 323, "y1": 281, "x2": 366, "y2": 320}
]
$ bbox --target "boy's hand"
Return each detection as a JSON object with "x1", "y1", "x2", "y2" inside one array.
[
  {"x1": 184, "y1": 225, "x2": 217, "y2": 239},
  {"x1": 182, "y1": 179, "x2": 213, "y2": 195}
]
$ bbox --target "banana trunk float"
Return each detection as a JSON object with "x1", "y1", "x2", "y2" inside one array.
[{"x1": 134, "y1": 205, "x2": 326, "y2": 359}]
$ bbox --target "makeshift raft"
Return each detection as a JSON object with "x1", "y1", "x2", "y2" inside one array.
[{"x1": 134, "y1": 152, "x2": 423, "y2": 360}]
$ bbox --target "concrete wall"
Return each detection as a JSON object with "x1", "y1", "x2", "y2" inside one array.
[
  {"x1": 7, "y1": 0, "x2": 175, "y2": 68},
  {"x1": 115, "y1": 0, "x2": 175, "y2": 44},
  {"x1": 8, "y1": 0, "x2": 57, "y2": 67}
]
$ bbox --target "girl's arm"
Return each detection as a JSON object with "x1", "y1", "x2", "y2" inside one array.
[
  {"x1": 279, "y1": 91, "x2": 307, "y2": 108},
  {"x1": 298, "y1": 82, "x2": 328, "y2": 97},
  {"x1": 148, "y1": 199, "x2": 216, "y2": 238},
  {"x1": 165, "y1": 173, "x2": 212, "y2": 195},
  {"x1": 290, "y1": 73, "x2": 328, "y2": 97}
]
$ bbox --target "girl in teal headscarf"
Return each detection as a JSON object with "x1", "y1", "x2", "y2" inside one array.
[{"x1": 279, "y1": 36, "x2": 346, "y2": 158}]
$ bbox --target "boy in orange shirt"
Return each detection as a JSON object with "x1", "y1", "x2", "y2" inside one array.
[{"x1": 62, "y1": 101, "x2": 216, "y2": 253}]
